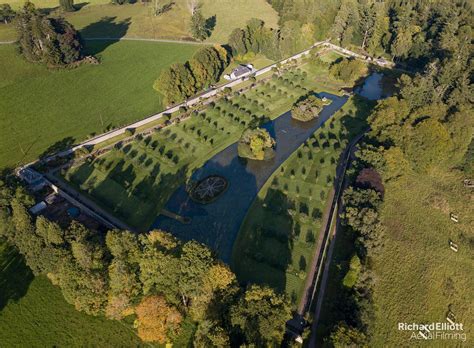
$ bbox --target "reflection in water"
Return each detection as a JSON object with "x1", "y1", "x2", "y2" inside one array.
[
  {"x1": 152, "y1": 93, "x2": 349, "y2": 263},
  {"x1": 355, "y1": 72, "x2": 384, "y2": 100}
]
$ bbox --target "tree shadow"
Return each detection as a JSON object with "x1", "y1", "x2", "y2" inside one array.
[
  {"x1": 74, "y1": 2, "x2": 90, "y2": 10},
  {"x1": 154, "y1": 1, "x2": 175, "y2": 16},
  {"x1": 229, "y1": 186, "x2": 295, "y2": 301},
  {"x1": 80, "y1": 16, "x2": 131, "y2": 55},
  {"x1": 39, "y1": 136, "x2": 75, "y2": 159},
  {"x1": 0, "y1": 241, "x2": 34, "y2": 311},
  {"x1": 205, "y1": 15, "x2": 216, "y2": 36}
]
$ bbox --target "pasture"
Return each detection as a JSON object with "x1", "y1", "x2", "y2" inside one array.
[
  {"x1": 0, "y1": 0, "x2": 279, "y2": 42},
  {"x1": 316, "y1": 167, "x2": 474, "y2": 345},
  {"x1": 61, "y1": 64, "x2": 343, "y2": 231},
  {"x1": 0, "y1": 40, "x2": 199, "y2": 170},
  {"x1": 231, "y1": 96, "x2": 371, "y2": 306},
  {"x1": 0, "y1": 241, "x2": 142, "y2": 346}
]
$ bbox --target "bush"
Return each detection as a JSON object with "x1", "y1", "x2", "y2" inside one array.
[{"x1": 124, "y1": 128, "x2": 135, "y2": 137}]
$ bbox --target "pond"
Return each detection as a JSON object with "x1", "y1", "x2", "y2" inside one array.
[
  {"x1": 151, "y1": 92, "x2": 348, "y2": 263},
  {"x1": 355, "y1": 72, "x2": 385, "y2": 100}
]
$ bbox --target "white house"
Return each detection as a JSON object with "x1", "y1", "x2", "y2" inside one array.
[{"x1": 224, "y1": 64, "x2": 255, "y2": 80}]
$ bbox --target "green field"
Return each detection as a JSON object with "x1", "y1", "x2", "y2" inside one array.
[
  {"x1": 61, "y1": 62, "x2": 341, "y2": 231},
  {"x1": 0, "y1": 240, "x2": 143, "y2": 346},
  {"x1": 0, "y1": 0, "x2": 279, "y2": 42},
  {"x1": 370, "y1": 170, "x2": 473, "y2": 345},
  {"x1": 0, "y1": 40, "x2": 200, "y2": 170},
  {"x1": 231, "y1": 96, "x2": 371, "y2": 306}
]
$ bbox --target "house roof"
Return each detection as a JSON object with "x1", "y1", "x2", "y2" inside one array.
[{"x1": 232, "y1": 65, "x2": 251, "y2": 77}]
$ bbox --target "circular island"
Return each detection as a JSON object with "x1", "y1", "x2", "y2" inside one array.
[{"x1": 188, "y1": 175, "x2": 228, "y2": 204}]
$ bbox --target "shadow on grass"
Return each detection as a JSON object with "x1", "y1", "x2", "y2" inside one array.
[
  {"x1": 39, "y1": 136, "x2": 75, "y2": 160},
  {"x1": 74, "y1": 2, "x2": 90, "y2": 11},
  {"x1": 80, "y1": 16, "x2": 131, "y2": 55},
  {"x1": 0, "y1": 241, "x2": 34, "y2": 311},
  {"x1": 232, "y1": 189, "x2": 295, "y2": 297}
]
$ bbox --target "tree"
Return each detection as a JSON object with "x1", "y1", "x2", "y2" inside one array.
[
  {"x1": 135, "y1": 295, "x2": 182, "y2": 343},
  {"x1": 194, "y1": 320, "x2": 230, "y2": 348},
  {"x1": 59, "y1": 0, "x2": 75, "y2": 12},
  {"x1": 403, "y1": 118, "x2": 453, "y2": 170},
  {"x1": 189, "y1": 46, "x2": 228, "y2": 89},
  {"x1": 359, "y1": 1, "x2": 376, "y2": 50},
  {"x1": 238, "y1": 128, "x2": 275, "y2": 160},
  {"x1": 15, "y1": 2, "x2": 83, "y2": 66},
  {"x1": 329, "y1": 58, "x2": 368, "y2": 84},
  {"x1": 0, "y1": 4, "x2": 15, "y2": 24},
  {"x1": 230, "y1": 285, "x2": 291, "y2": 346},
  {"x1": 153, "y1": 63, "x2": 196, "y2": 104},
  {"x1": 342, "y1": 254, "x2": 361, "y2": 288},
  {"x1": 56, "y1": 255, "x2": 109, "y2": 315},
  {"x1": 366, "y1": 2, "x2": 389, "y2": 55},
  {"x1": 190, "y1": 8, "x2": 208, "y2": 41},
  {"x1": 228, "y1": 28, "x2": 248, "y2": 56},
  {"x1": 178, "y1": 241, "x2": 213, "y2": 309},
  {"x1": 330, "y1": 322, "x2": 367, "y2": 347},
  {"x1": 331, "y1": 0, "x2": 358, "y2": 46},
  {"x1": 291, "y1": 94, "x2": 329, "y2": 122}
]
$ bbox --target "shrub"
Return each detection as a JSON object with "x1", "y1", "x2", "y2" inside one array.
[{"x1": 125, "y1": 128, "x2": 135, "y2": 137}]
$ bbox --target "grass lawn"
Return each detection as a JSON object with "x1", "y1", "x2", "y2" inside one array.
[
  {"x1": 0, "y1": 240, "x2": 143, "y2": 347},
  {"x1": 231, "y1": 96, "x2": 372, "y2": 306},
  {"x1": 0, "y1": 0, "x2": 279, "y2": 42},
  {"x1": 60, "y1": 57, "x2": 348, "y2": 231},
  {"x1": 0, "y1": 40, "x2": 200, "y2": 170}
]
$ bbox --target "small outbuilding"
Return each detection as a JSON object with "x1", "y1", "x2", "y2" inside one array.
[{"x1": 29, "y1": 201, "x2": 47, "y2": 215}]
